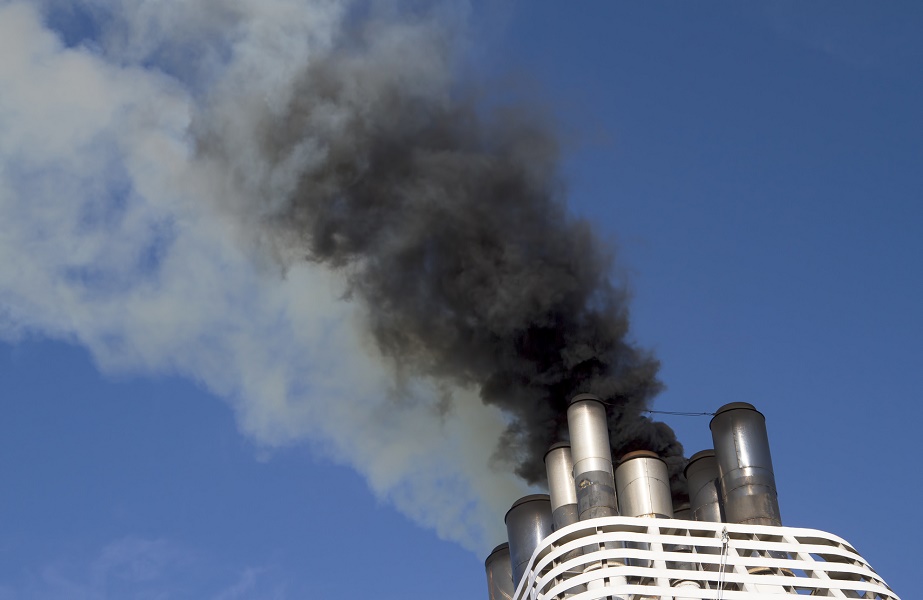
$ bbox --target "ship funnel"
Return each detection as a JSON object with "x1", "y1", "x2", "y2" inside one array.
[
  {"x1": 505, "y1": 495, "x2": 554, "y2": 589},
  {"x1": 567, "y1": 394, "x2": 618, "y2": 520},
  {"x1": 614, "y1": 451, "x2": 673, "y2": 518},
  {"x1": 684, "y1": 449, "x2": 725, "y2": 523},
  {"x1": 710, "y1": 402, "x2": 782, "y2": 526},
  {"x1": 544, "y1": 442, "x2": 579, "y2": 530},
  {"x1": 484, "y1": 543, "x2": 515, "y2": 600}
]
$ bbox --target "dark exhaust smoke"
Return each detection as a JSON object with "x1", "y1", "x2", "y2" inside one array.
[{"x1": 193, "y1": 13, "x2": 685, "y2": 498}]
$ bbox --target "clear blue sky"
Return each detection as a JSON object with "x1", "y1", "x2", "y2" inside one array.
[{"x1": 1, "y1": 1, "x2": 919, "y2": 598}]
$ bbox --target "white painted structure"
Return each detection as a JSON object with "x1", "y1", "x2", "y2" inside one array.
[{"x1": 511, "y1": 516, "x2": 899, "y2": 600}]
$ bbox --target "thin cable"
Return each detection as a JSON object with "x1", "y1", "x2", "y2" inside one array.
[
  {"x1": 594, "y1": 399, "x2": 715, "y2": 416},
  {"x1": 643, "y1": 409, "x2": 716, "y2": 417}
]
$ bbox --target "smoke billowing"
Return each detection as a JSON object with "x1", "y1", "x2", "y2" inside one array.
[
  {"x1": 193, "y1": 11, "x2": 686, "y2": 497},
  {"x1": 0, "y1": 0, "x2": 686, "y2": 556}
]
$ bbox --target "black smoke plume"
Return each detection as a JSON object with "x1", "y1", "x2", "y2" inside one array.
[{"x1": 194, "y1": 14, "x2": 687, "y2": 501}]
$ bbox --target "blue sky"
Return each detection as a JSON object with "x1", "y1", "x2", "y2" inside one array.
[{"x1": 0, "y1": 1, "x2": 919, "y2": 598}]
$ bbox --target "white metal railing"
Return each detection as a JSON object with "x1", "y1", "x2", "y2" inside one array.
[{"x1": 512, "y1": 517, "x2": 899, "y2": 600}]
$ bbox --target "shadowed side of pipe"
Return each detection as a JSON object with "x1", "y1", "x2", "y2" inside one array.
[
  {"x1": 504, "y1": 495, "x2": 554, "y2": 590},
  {"x1": 672, "y1": 501, "x2": 691, "y2": 521},
  {"x1": 544, "y1": 442, "x2": 579, "y2": 530},
  {"x1": 484, "y1": 543, "x2": 515, "y2": 600},
  {"x1": 567, "y1": 394, "x2": 618, "y2": 520},
  {"x1": 683, "y1": 449, "x2": 725, "y2": 574},
  {"x1": 684, "y1": 449, "x2": 725, "y2": 524},
  {"x1": 710, "y1": 403, "x2": 782, "y2": 526}
]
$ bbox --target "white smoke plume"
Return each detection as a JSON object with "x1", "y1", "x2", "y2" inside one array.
[{"x1": 0, "y1": 0, "x2": 527, "y2": 553}]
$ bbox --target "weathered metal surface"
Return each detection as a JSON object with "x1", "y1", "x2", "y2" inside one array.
[
  {"x1": 567, "y1": 395, "x2": 618, "y2": 520},
  {"x1": 543, "y1": 442, "x2": 579, "y2": 530},
  {"x1": 710, "y1": 402, "x2": 782, "y2": 526},
  {"x1": 684, "y1": 449, "x2": 725, "y2": 523},
  {"x1": 615, "y1": 450, "x2": 673, "y2": 519},
  {"x1": 504, "y1": 494, "x2": 554, "y2": 589},
  {"x1": 484, "y1": 543, "x2": 515, "y2": 600}
]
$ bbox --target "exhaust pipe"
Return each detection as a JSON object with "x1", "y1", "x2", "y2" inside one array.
[
  {"x1": 711, "y1": 403, "x2": 791, "y2": 593},
  {"x1": 683, "y1": 449, "x2": 724, "y2": 574},
  {"x1": 544, "y1": 442, "x2": 579, "y2": 530},
  {"x1": 505, "y1": 494, "x2": 554, "y2": 590},
  {"x1": 616, "y1": 450, "x2": 701, "y2": 598},
  {"x1": 614, "y1": 450, "x2": 673, "y2": 518},
  {"x1": 567, "y1": 395, "x2": 625, "y2": 599},
  {"x1": 709, "y1": 402, "x2": 782, "y2": 526},
  {"x1": 683, "y1": 450, "x2": 725, "y2": 523},
  {"x1": 614, "y1": 451, "x2": 671, "y2": 571},
  {"x1": 484, "y1": 543, "x2": 515, "y2": 600},
  {"x1": 567, "y1": 394, "x2": 618, "y2": 520},
  {"x1": 544, "y1": 442, "x2": 585, "y2": 594}
]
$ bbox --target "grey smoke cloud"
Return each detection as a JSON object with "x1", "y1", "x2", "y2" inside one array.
[
  {"x1": 192, "y1": 9, "x2": 686, "y2": 494},
  {"x1": 0, "y1": 0, "x2": 526, "y2": 553},
  {"x1": 0, "y1": 0, "x2": 686, "y2": 556}
]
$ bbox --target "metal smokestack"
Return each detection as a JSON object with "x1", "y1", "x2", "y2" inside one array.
[
  {"x1": 709, "y1": 402, "x2": 782, "y2": 526},
  {"x1": 484, "y1": 543, "x2": 515, "y2": 600},
  {"x1": 682, "y1": 449, "x2": 724, "y2": 575},
  {"x1": 544, "y1": 442, "x2": 579, "y2": 530},
  {"x1": 614, "y1": 450, "x2": 671, "y2": 575},
  {"x1": 567, "y1": 395, "x2": 626, "y2": 599},
  {"x1": 616, "y1": 451, "x2": 701, "y2": 598},
  {"x1": 614, "y1": 450, "x2": 673, "y2": 518},
  {"x1": 683, "y1": 449, "x2": 725, "y2": 523},
  {"x1": 504, "y1": 494, "x2": 554, "y2": 589},
  {"x1": 567, "y1": 394, "x2": 618, "y2": 520},
  {"x1": 543, "y1": 442, "x2": 585, "y2": 592}
]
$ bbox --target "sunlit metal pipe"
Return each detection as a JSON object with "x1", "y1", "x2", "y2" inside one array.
[
  {"x1": 505, "y1": 494, "x2": 554, "y2": 589},
  {"x1": 615, "y1": 450, "x2": 673, "y2": 518},
  {"x1": 567, "y1": 394, "x2": 618, "y2": 520},
  {"x1": 684, "y1": 449, "x2": 725, "y2": 523},
  {"x1": 484, "y1": 543, "x2": 515, "y2": 600},
  {"x1": 710, "y1": 402, "x2": 782, "y2": 526},
  {"x1": 544, "y1": 442, "x2": 579, "y2": 530}
]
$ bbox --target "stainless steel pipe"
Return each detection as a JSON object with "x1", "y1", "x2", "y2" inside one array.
[
  {"x1": 567, "y1": 394, "x2": 618, "y2": 519},
  {"x1": 615, "y1": 450, "x2": 673, "y2": 518},
  {"x1": 484, "y1": 543, "x2": 515, "y2": 600},
  {"x1": 544, "y1": 442, "x2": 579, "y2": 530},
  {"x1": 684, "y1": 449, "x2": 725, "y2": 523},
  {"x1": 505, "y1": 494, "x2": 554, "y2": 589},
  {"x1": 710, "y1": 402, "x2": 782, "y2": 526}
]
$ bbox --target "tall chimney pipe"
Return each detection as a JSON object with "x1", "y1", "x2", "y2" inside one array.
[
  {"x1": 709, "y1": 402, "x2": 782, "y2": 526},
  {"x1": 484, "y1": 543, "x2": 515, "y2": 600},
  {"x1": 614, "y1": 450, "x2": 674, "y2": 577},
  {"x1": 567, "y1": 394, "x2": 618, "y2": 520},
  {"x1": 683, "y1": 449, "x2": 725, "y2": 523},
  {"x1": 614, "y1": 450, "x2": 673, "y2": 518},
  {"x1": 567, "y1": 395, "x2": 626, "y2": 598},
  {"x1": 544, "y1": 442, "x2": 579, "y2": 530},
  {"x1": 682, "y1": 449, "x2": 725, "y2": 574},
  {"x1": 505, "y1": 494, "x2": 554, "y2": 589}
]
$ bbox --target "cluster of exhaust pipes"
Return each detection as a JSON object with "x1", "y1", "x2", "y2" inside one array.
[{"x1": 484, "y1": 397, "x2": 782, "y2": 599}]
